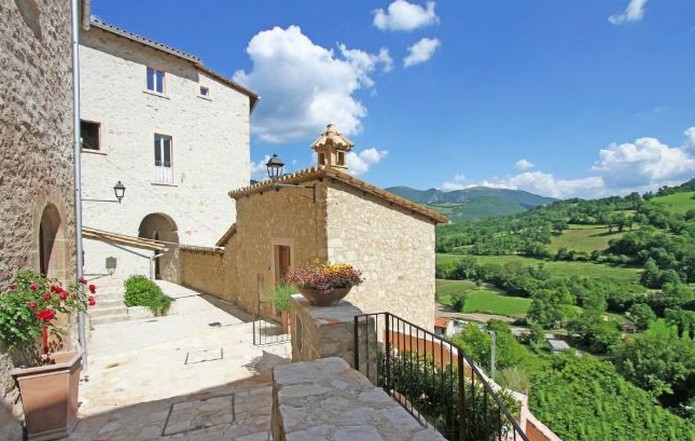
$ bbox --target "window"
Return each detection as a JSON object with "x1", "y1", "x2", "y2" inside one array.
[
  {"x1": 154, "y1": 134, "x2": 173, "y2": 183},
  {"x1": 199, "y1": 86, "x2": 209, "y2": 97},
  {"x1": 80, "y1": 120, "x2": 100, "y2": 151},
  {"x1": 337, "y1": 152, "x2": 345, "y2": 166},
  {"x1": 318, "y1": 153, "x2": 325, "y2": 165},
  {"x1": 146, "y1": 67, "x2": 165, "y2": 94}
]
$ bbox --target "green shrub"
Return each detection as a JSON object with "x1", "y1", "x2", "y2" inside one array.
[
  {"x1": 123, "y1": 275, "x2": 173, "y2": 316},
  {"x1": 269, "y1": 283, "x2": 297, "y2": 312}
]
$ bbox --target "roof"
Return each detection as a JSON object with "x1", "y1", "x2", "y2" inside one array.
[
  {"x1": 311, "y1": 124, "x2": 354, "y2": 152},
  {"x1": 83, "y1": 227, "x2": 166, "y2": 252},
  {"x1": 88, "y1": 18, "x2": 260, "y2": 111},
  {"x1": 547, "y1": 339, "x2": 570, "y2": 351},
  {"x1": 228, "y1": 167, "x2": 448, "y2": 224},
  {"x1": 215, "y1": 224, "x2": 237, "y2": 247},
  {"x1": 434, "y1": 317, "x2": 450, "y2": 329}
]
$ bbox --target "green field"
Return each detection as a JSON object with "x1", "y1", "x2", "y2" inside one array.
[
  {"x1": 436, "y1": 279, "x2": 531, "y2": 317},
  {"x1": 437, "y1": 254, "x2": 641, "y2": 287},
  {"x1": 548, "y1": 224, "x2": 631, "y2": 253},
  {"x1": 650, "y1": 191, "x2": 695, "y2": 214}
]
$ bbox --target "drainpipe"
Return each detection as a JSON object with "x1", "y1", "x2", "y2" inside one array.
[
  {"x1": 149, "y1": 253, "x2": 165, "y2": 281},
  {"x1": 71, "y1": 0, "x2": 87, "y2": 371}
]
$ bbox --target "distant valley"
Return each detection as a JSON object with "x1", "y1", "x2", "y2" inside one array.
[{"x1": 386, "y1": 186, "x2": 556, "y2": 222}]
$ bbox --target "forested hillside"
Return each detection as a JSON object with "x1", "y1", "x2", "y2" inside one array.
[{"x1": 435, "y1": 178, "x2": 695, "y2": 436}]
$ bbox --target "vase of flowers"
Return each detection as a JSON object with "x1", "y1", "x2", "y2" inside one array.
[
  {"x1": 284, "y1": 263, "x2": 364, "y2": 306},
  {"x1": 0, "y1": 270, "x2": 95, "y2": 440}
]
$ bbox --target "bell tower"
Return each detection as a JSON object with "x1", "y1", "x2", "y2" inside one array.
[{"x1": 310, "y1": 123, "x2": 354, "y2": 171}]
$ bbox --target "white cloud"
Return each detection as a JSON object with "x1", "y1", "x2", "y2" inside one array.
[
  {"x1": 403, "y1": 37, "x2": 441, "y2": 67},
  {"x1": 515, "y1": 159, "x2": 535, "y2": 171},
  {"x1": 592, "y1": 136, "x2": 695, "y2": 188},
  {"x1": 233, "y1": 26, "x2": 392, "y2": 144},
  {"x1": 684, "y1": 127, "x2": 695, "y2": 149},
  {"x1": 250, "y1": 155, "x2": 272, "y2": 181},
  {"x1": 373, "y1": 0, "x2": 439, "y2": 31},
  {"x1": 348, "y1": 148, "x2": 388, "y2": 175},
  {"x1": 609, "y1": 0, "x2": 648, "y2": 25},
  {"x1": 438, "y1": 126, "x2": 695, "y2": 198},
  {"x1": 475, "y1": 172, "x2": 605, "y2": 199}
]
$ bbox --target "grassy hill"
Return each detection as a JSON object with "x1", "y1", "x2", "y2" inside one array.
[
  {"x1": 387, "y1": 186, "x2": 556, "y2": 221},
  {"x1": 547, "y1": 224, "x2": 635, "y2": 253},
  {"x1": 436, "y1": 279, "x2": 531, "y2": 317},
  {"x1": 649, "y1": 191, "x2": 695, "y2": 214},
  {"x1": 437, "y1": 253, "x2": 642, "y2": 288}
]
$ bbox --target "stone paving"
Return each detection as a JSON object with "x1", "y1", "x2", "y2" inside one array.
[{"x1": 67, "y1": 280, "x2": 290, "y2": 441}]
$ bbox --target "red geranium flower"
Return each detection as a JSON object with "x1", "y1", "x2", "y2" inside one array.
[
  {"x1": 88, "y1": 296, "x2": 96, "y2": 306},
  {"x1": 36, "y1": 309, "x2": 56, "y2": 323},
  {"x1": 88, "y1": 284, "x2": 96, "y2": 294},
  {"x1": 30, "y1": 282, "x2": 39, "y2": 292},
  {"x1": 27, "y1": 301, "x2": 37, "y2": 309},
  {"x1": 59, "y1": 291, "x2": 68, "y2": 300},
  {"x1": 43, "y1": 293, "x2": 52, "y2": 301},
  {"x1": 78, "y1": 277, "x2": 87, "y2": 285}
]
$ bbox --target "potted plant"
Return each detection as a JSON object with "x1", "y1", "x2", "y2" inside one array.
[
  {"x1": 0, "y1": 270, "x2": 95, "y2": 440},
  {"x1": 284, "y1": 263, "x2": 364, "y2": 306},
  {"x1": 269, "y1": 283, "x2": 297, "y2": 332}
]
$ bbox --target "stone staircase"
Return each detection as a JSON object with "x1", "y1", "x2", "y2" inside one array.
[{"x1": 89, "y1": 280, "x2": 129, "y2": 326}]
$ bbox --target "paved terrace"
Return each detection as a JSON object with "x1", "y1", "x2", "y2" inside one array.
[{"x1": 67, "y1": 280, "x2": 290, "y2": 441}]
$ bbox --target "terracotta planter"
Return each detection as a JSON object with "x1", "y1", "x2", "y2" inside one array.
[
  {"x1": 11, "y1": 351, "x2": 83, "y2": 441},
  {"x1": 298, "y1": 287, "x2": 351, "y2": 306}
]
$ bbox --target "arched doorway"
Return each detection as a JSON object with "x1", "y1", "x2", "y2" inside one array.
[
  {"x1": 38, "y1": 203, "x2": 67, "y2": 279},
  {"x1": 138, "y1": 213, "x2": 179, "y2": 281}
]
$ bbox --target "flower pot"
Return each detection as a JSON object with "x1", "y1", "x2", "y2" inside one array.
[
  {"x1": 11, "y1": 351, "x2": 82, "y2": 441},
  {"x1": 298, "y1": 287, "x2": 351, "y2": 306}
]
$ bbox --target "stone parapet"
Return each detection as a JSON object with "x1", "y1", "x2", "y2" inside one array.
[
  {"x1": 271, "y1": 357, "x2": 446, "y2": 441},
  {"x1": 290, "y1": 295, "x2": 376, "y2": 380}
]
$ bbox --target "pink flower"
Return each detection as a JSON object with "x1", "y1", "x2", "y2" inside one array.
[
  {"x1": 78, "y1": 277, "x2": 87, "y2": 285},
  {"x1": 88, "y1": 284, "x2": 96, "y2": 294},
  {"x1": 43, "y1": 293, "x2": 52, "y2": 301},
  {"x1": 30, "y1": 282, "x2": 39, "y2": 292},
  {"x1": 27, "y1": 301, "x2": 37, "y2": 309},
  {"x1": 88, "y1": 296, "x2": 96, "y2": 306}
]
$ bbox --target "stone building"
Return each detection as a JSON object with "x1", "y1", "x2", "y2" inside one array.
[
  {"x1": 0, "y1": 0, "x2": 88, "y2": 437},
  {"x1": 184, "y1": 124, "x2": 447, "y2": 330},
  {"x1": 79, "y1": 18, "x2": 258, "y2": 281}
]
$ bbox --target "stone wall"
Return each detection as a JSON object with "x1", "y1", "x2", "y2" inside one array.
[
  {"x1": 0, "y1": 0, "x2": 77, "y2": 438},
  {"x1": 326, "y1": 182, "x2": 437, "y2": 330},
  {"x1": 222, "y1": 183, "x2": 327, "y2": 314},
  {"x1": 271, "y1": 357, "x2": 447, "y2": 441},
  {"x1": 79, "y1": 26, "x2": 251, "y2": 279},
  {"x1": 179, "y1": 247, "x2": 227, "y2": 297}
]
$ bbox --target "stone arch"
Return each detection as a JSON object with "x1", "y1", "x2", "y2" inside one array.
[
  {"x1": 138, "y1": 213, "x2": 179, "y2": 281},
  {"x1": 38, "y1": 203, "x2": 68, "y2": 280}
]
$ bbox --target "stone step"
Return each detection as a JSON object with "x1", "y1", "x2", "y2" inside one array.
[
  {"x1": 95, "y1": 291, "x2": 124, "y2": 302},
  {"x1": 93, "y1": 298, "x2": 124, "y2": 308},
  {"x1": 90, "y1": 305, "x2": 128, "y2": 319},
  {"x1": 90, "y1": 313, "x2": 129, "y2": 326}
]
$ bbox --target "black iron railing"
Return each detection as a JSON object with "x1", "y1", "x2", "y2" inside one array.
[
  {"x1": 252, "y1": 301, "x2": 291, "y2": 346},
  {"x1": 354, "y1": 312, "x2": 529, "y2": 441}
]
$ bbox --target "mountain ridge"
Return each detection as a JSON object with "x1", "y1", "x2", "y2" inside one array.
[{"x1": 386, "y1": 186, "x2": 556, "y2": 222}]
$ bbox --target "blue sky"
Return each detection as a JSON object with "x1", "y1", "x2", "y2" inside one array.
[{"x1": 91, "y1": 0, "x2": 695, "y2": 199}]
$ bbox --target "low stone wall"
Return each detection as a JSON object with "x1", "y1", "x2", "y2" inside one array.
[
  {"x1": 290, "y1": 295, "x2": 377, "y2": 381},
  {"x1": 271, "y1": 357, "x2": 446, "y2": 441},
  {"x1": 179, "y1": 247, "x2": 226, "y2": 298},
  {"x1": 526, "y1": 412, "x2": 563, "y2": 441}
]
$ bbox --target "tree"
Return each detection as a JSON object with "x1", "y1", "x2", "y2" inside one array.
[
  {"x1": 450, "y1": 291, "x2": 467, "y2": 312},
  {"x1": 527, "y1": 289, "x2": 565, "y2": 329},
  {"x1": 627, "y1": 303, "x2": 656, "y2": 331}
]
